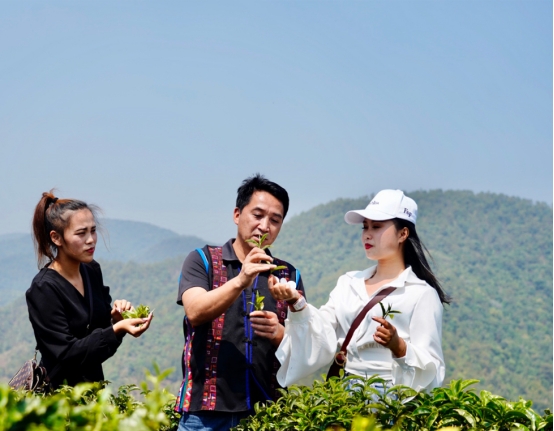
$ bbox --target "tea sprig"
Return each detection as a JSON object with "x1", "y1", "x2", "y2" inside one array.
[
  {"x1": 121, "y1": 304, "x2": 152, "y2": 326},
  {"x1": 246, "y1": 234, "x2": 287, "y2": 272},
  {"x1": 246, "y1": 233, "x2": 271, "y2": 250},
  {"x1": 378, "y1": 302, "x2": 401, "y2": 320},
  {"x1": 248, "y1": 294, "x2": 265, "y2": 311}
]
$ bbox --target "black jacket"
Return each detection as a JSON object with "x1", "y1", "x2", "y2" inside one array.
[{"x1": 26, "y1": 260, "x2": 122, "y2": 388}]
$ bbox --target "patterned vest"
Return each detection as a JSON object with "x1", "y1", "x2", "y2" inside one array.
[{"x1": 175, "y1": 246, "x2": 296, "y2": 413}]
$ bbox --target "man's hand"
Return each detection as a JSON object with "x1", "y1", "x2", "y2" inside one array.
[
  {"x1": 250, "y1": 310, "x2": 284, "y2": 346},
  {"x1": 268, "y1": 275, "x2": 299, "y2": 302},
  {"x1": 182, "y1": 247, "x2": 276, "y2": 327},
  {"x1": 372, "y1": 316, "x2": 407, "y2": 358},
  {"x1": 236, "y1": 247, "x2": 276, "y2": 289}
]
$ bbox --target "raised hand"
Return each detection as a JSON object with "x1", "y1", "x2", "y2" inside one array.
[
  {"x1": 236, "y1": 247, "x2": 276, "y2": 289},
  {"x1": 268, "y1": 275, "x2": 299, "y2": 302}
]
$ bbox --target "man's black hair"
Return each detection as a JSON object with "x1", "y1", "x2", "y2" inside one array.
[{"x1": 236, "y1": 173, "x2": 290, "y2": 218}]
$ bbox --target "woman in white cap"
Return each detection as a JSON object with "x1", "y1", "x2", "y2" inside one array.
[{"x1": 269, "y1": 190, "x2": 450, "y2": 392}]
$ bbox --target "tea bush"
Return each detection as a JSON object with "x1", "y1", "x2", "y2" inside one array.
[
  {"x1": 233, "y1": 376, "x2": 553, "y2": 431},
  {"x1": 1, "y1": 372, "x2": 551, "y2": 430},
  {"x1": 0, "y1": 364, "x2": 181, "y2": 431}
]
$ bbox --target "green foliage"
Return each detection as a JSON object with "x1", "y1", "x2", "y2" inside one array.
[
  {"x1": 273, "y1": 190, "x2": 553, "y2": 411},
  {"x1": 378, "y1": 302, "x2": 400, "y2": 320},
  {"x1": 0, "y1": 191, "x2": 551, "y2": 411},
  {"x1": 0, "y1": 221, "x2": 205, "y2": 308},
  {"x1": 0, "y1": 365, "x2": 180, "y2": 431},
  {"x1": 122, "y1": 304, "x2": 152, "y2": 320},
  {"x1": 2, "y1": 374, "x2": 549, "y2": 431},
  {"x1": 249, "y1": 294, "x2": 266, "y2": 311},
  {"x1": 0, "y1": 257, "x2": 189, "y2": 395},
  {"x1": 232, "y1": 376, "x2": 553, "y2": 431},
  {"x1": 246, "y1": 233, "x2": 287, "y2": 272},
  {"x1": 349, "y1": 416, "x2": 386, "y2": 431},
  {"x1": 246, "y1": 233, "x2": 273, "y2": 250}
]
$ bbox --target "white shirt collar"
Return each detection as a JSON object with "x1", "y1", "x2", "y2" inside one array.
[{"x1": 348, "y1": 265, "x2": 427, "y2": 300}]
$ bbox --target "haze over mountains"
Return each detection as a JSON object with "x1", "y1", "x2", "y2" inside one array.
[
  {"x1": 0, "y1": 219, "x2": 206, "y2": 307},
  {"x1": 0, "y1": 190, "x2": 551, "y2": 412}
]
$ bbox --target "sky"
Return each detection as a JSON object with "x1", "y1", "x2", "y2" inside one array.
[{"x1": 0, "y1": 1, "x2": 552, "y2": 244}]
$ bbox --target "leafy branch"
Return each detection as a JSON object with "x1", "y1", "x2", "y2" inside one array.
[
  {"x1": 246, "y1": 233, "x2": 287, "y2": 272},
  {"x1": 121, "y1": 304, "x2": 151, "y2": 319},
  {"x1": 379, "y1": 302, "x2": 401, "y2": 320},
  {"x1": 248, "y1": 294, "x2": 265, "y2": 311},
  {"x1": 246, "y1": 233, "x2": 271, "y2": 250},
  {"x1": 122, "y1": 304, "x2": 152, "y2": 326}
]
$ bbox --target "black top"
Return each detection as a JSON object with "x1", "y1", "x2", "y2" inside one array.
[
  {"x1": 175, "y1": 239, "x2": 305, "y2": 413},
  {"x1": 26, "y1": 260, "x2": 122, "y2": 388}
]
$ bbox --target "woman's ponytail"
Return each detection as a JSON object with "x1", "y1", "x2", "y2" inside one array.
[{"x1": 32, "y1": 191, "x2": 58, "y2": 267}]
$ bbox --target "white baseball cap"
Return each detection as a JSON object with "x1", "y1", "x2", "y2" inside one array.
[{"x1": 344, "y1": 189, "x2": 418, "y2": 225}]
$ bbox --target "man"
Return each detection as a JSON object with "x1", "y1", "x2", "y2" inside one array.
[{"x1": 175, "y1": 174, "x2": 305, "y2": 431}]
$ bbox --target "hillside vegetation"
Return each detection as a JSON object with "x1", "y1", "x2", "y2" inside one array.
[
  {"x1": 0, "y1": 190, "x2": 551, "y2": 412},
  {"x1": 0, "y1": 219, "x2": 205, "y2": 307},
  {"x1": 272, "y1": 190, "x2": 552, "y2": 410}
]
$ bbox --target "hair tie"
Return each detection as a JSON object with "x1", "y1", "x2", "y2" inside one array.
[{"x1": 45, "y1": 197, "x2": 58, "y2": 216}]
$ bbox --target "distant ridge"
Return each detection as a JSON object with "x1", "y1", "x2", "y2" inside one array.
[
  {"x1": 272, "y1": 190, "x2": 552, "y2": 410},
  {"x1": 0, "y1": 191, "x2": 551, "y2": 412},
  {"x1": 0, "y1": 219, "x2": 208, "y2": 307},
  {"x1": 94, "y1": 219, "x2": 206, "y2": 263}
]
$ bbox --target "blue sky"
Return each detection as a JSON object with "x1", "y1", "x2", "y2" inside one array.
[{"x1": 1, "y1": 1, "x2": 551, "y2": 243}]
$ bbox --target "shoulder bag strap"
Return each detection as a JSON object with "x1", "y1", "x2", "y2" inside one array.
[{"x1": 327, "y1": 286, "x2": 396, "y2": 380}]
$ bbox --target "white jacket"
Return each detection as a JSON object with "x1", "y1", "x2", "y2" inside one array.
[{"x1": 276, "y1": 265, "x2": 445, "y2": 391}]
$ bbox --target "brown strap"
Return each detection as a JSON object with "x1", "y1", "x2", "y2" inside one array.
[{"x1": 327, "y1": 286, "x2": 396, "y2": 380}]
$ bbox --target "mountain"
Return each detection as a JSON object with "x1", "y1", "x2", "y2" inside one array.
[
  {"x1": 272, "y1": 190, "x2": 552, "y2": 410},
  {"x1": 0, "y1": 233, "x2": 36, "y2": 306},
  {"x1": 0, "y1": 257, "x2": 188, "y2": 394},
  {"x1": 0, "y1": 219, "x2": 206, "y2": 307},
  {"x1": 0, "y1": 191, "x2": 551, "y2": 412}
]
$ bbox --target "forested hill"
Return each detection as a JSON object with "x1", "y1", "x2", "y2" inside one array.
[
  {"x1": 0, "y1": 190, "x2": 551, "y2": 412},
  {"x1": 272, "y1": 190, "x2": 552, "y2": 410},
  {"x1": 0, "y1": 219, "x2": 205, "y2": 307}
]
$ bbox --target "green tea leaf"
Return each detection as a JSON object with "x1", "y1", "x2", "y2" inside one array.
[
  {"x1": 379, "y1": 302, "x2": 401, "y2": 321},
  {"x1": 121, "y1": 304, "x2": 151, "y2": 323},
  {"x1": 246, "y1": 233, "x2": 271, "y2": 249},
  {"x1": 248, "y1": 294, "x2": 265, "y2": 311},
  {"x1": 271, "y1": 265, "x2": 288, "y2": 272},
  {"x1": 256, "y1": 295, "x2": 265, "y2": 311}
]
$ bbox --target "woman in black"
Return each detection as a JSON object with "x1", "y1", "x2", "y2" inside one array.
[{"x1": 26, "y1": 191, "x2": 153, "y2": 388}]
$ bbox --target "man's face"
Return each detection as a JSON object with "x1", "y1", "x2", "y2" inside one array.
[{"x1": 234, "y1": 190, "x2": 285, "y2": 248}]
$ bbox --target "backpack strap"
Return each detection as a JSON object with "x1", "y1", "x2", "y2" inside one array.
[
  {"x1": 202, "y1": 246, "x2": 226, "y2": 410},
  {"x1": 178, "y1": 246, "x2": 223, "y2": 412},
  {"x1": 195, "y1": 248, "x2": 210, "y2": 274}
]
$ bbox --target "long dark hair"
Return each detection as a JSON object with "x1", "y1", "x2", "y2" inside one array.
[
  {"x1": 32, "y1": 190, "x2": 100, "y2": 268},
  {"x1": 393, "y1": 218, "x2": 451, "y2": 304}
]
